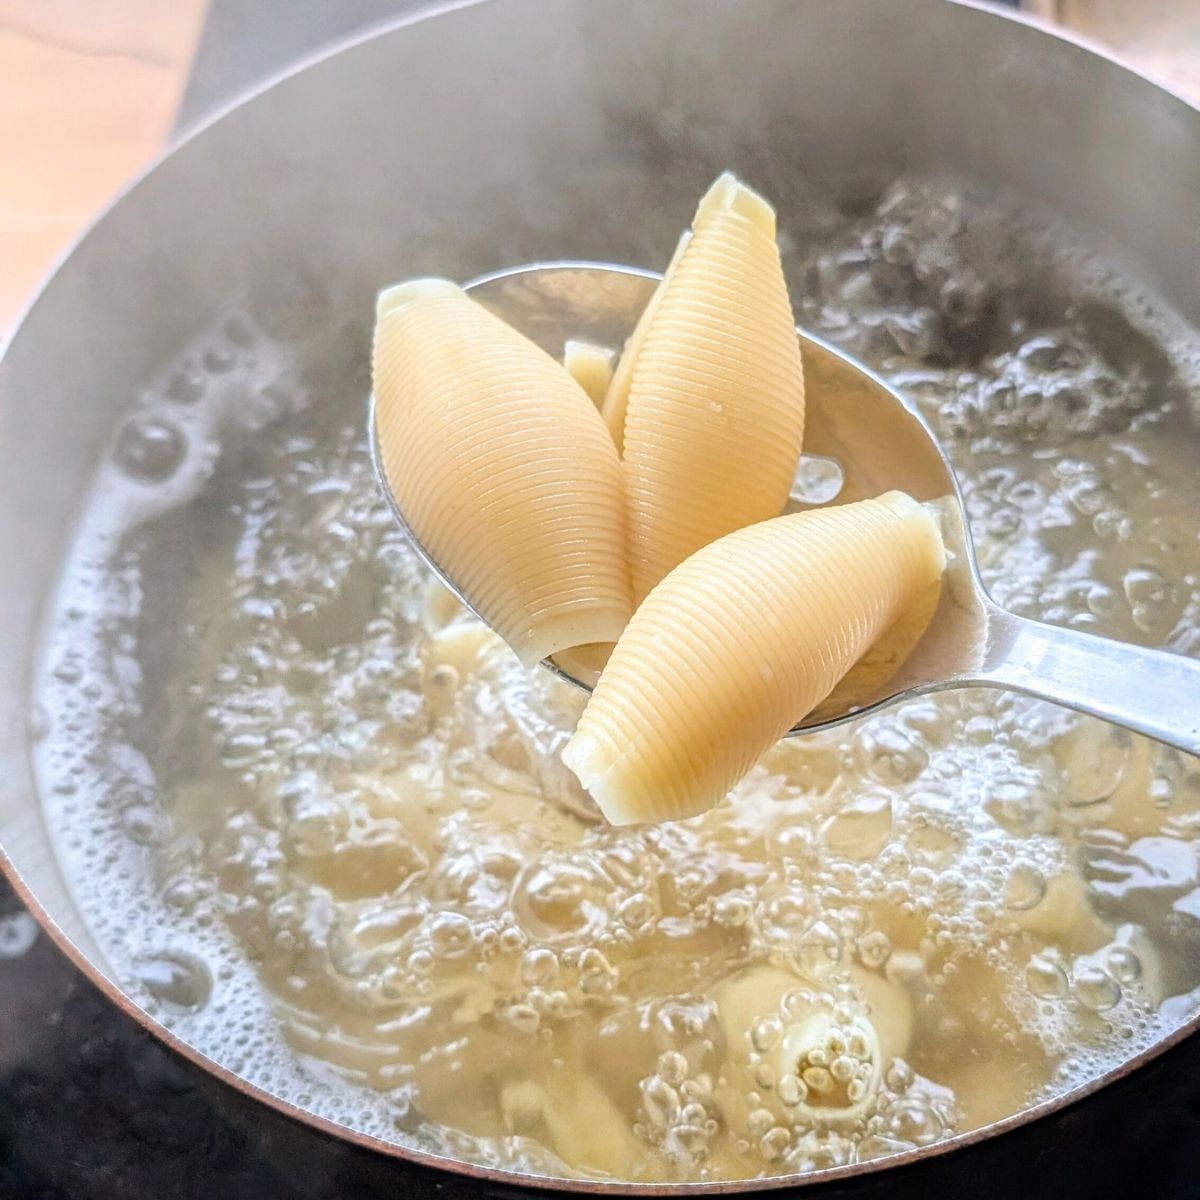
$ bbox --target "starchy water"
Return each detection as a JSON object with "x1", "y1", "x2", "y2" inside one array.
[{"x1": 32, "y1": 177, "x2": 1200, "y2": 1182}]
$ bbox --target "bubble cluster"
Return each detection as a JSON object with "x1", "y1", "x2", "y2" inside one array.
[
  {"x1": 793, "y1": 180, "x2": 1011, "y2": 369},
  {"x1": 941, "y1": 327, "x2": 1160, "y2": 447},
  {"x1": 30, "y1": 178, "x2": 1200, "y2": 1184}
]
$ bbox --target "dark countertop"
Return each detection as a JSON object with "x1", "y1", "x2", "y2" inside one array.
[{"x1": 4, "y1": 1, "x2": 1197, "y2": 1197}]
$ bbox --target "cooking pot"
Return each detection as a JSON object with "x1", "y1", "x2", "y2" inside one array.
[{"x1": 1, "y1": 0, "x2": 1199, "y2": 1194}]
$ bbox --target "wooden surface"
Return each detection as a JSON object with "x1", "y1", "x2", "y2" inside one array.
[
  {"x1": 1058, "y1": 0, "x2": 1200, "y2": 102},
  {"x1": 0, "y1": 2, "x2": 1197, "y2": 334},
  {"x1": 0, "y1": 0, "x2": 207, "y2": 329}
]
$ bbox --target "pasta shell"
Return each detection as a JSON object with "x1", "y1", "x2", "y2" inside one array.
[
  {"x1": 617, "y1": 172, "x2": 807, "y2": 603},
  {"x1": 562, "y1": 493, "x2": 945, "y2": 824},
  {"x1": 600, "y1": 231, "x2": 690, "y2": 452},
  {"x1": 373, "y1": 279, "x2": 631, "y2": 666},
  {"x1": 563, "y1": 339, "x2": 616, "y2": 408}
]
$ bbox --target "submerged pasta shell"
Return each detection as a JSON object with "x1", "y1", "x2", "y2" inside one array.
[
  {"x1": 563, "y1": 493, "x2": 945, "y2": 825},
  {"x1": 615, "y1": 172, "x2": 807, "y2": 603},
  {"x1": 373, "y1": 280, "x2": 631, "y2": 666}
]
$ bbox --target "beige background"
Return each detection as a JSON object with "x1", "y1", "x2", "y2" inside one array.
[
  {"x1": 0, "y1": 1, "x2": 1198, "y2": 332},
  {"x1": 1057, "y1": 1, "x2": 1200, "y2": 99},
  {"x1": 0, "y1": 0, "x2": 208, "y2": 325}
]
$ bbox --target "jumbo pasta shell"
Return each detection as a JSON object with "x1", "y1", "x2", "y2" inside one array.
[
  {"x1": 617, "y1": 173, "x2": 807, "y2": 603},
  {"x1": 563, "y1": 493, "x2": 944, "y2": 824},
  {"x1": 373, "y1": 280, "x2": 631, "y2": 666}
]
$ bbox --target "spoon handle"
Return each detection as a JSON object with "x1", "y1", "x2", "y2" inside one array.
[{"x1": 973, "y1": 606, "x2": 1200, "y2": 757}]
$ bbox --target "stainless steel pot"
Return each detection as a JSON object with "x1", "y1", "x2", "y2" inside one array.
[{"x1": 1, "y1": 0, "x2": 1198, "y2": 1192}]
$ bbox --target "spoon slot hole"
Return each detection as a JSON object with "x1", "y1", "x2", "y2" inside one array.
[{"x1": 789, "y1": 453, "x2": 846, "y2": 506}]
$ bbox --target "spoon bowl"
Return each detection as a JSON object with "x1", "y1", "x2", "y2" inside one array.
[{"x1": 370, "y1": 262, "x2": 1200, "y2": 754}]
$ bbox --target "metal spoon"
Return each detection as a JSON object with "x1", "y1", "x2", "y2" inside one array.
[{"x1": 370, "y1": 261, "x2": 1200, "y2": 755}]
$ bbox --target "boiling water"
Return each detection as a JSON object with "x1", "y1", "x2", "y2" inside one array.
[{"x1": 33, "y1": 178, "x2": 1200, "y2": 1183}]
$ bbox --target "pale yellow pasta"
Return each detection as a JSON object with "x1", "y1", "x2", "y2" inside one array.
[
  {"x1": 710, "y1": 963, "x2": 913, "y2": 1143},
  {"x1": 614, "y1": 172, "x2": 807, "y2": 603},
  {"x1": 373, "y1": 279, "x2": 631, "y2": 666},
  {"x1": 599, "y1": 231, "x2": 690, "y2": 452},
  {"x1": 562, "y1": 493, "x2": 944, "y2": 824},
  {"x1": 563, "y1": 339, "x2": 616, "y2": 408}
]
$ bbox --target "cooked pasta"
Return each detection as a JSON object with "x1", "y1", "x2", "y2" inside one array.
[
  {"x1": 372, "y1": 279, "x2": 631, "y2": 666},
  {"x1": 563, "y1": 339, "x2": 616, "y2": 408},
  {"x1": 562, "y1": 493, "x2": 945, "y2": 824},
  {"x1": 600, "y1": 232, "x2": 690, "y2": 452},
  {"x1": 612, "y1": 172, "x2": 807, "y2": 603}
]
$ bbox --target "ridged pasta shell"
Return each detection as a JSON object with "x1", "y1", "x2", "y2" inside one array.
[
  {"x1": 614, "y1": 173, "x2": 807, "y2": 603},
  {"x1": 600, "y1": 231, "x2": 690, "y2": 453},
  {"x1": 373, "y1": 279, "x2": 631, "y2": 666},
  {"x1": 563, "y1": 493, "x2": 945, "y2": 824}
]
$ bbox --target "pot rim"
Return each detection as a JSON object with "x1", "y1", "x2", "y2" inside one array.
[{"x1": 2, "y1": 0, "x2": 1198, "y2": 1192}]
